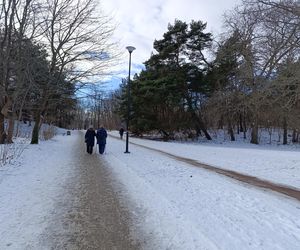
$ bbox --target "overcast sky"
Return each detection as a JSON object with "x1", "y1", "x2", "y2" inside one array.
[{"x1": 99, "y1": 0, "x2": 241, "y2": 89}]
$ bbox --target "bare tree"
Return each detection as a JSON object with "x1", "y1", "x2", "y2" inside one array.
[
  {"x1": 0, "y1": 0, "x2": 46, "y2": 143},
  {"x1": 30, "y1": 0, "x2": 117, "y2": 144},
  {"x1": 223, "y1": 0, "x2": 300, "y2": 144},
  {"x1": 251, "y1": 0, "x2": 300, "y2": 17},
  {"x1": 0, "y1": 0, "x2": 18, "y2": 143}
]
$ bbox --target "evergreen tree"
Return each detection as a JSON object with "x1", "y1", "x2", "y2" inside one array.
[{"x1": 122, "y1": 19, "x2": 213, "y2": 139}]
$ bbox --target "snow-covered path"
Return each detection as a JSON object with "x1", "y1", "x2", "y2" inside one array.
[{"x1": 0, "y1": 131, "x2": 140, "y2": 249}]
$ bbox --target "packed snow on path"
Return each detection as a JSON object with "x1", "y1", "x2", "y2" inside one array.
[{"x1": 0, "y1": 130, "x2": 300, "y2": 250}]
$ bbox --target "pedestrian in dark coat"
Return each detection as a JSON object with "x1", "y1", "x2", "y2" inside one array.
[
  {"x1": 85, "y1": 126, "x2": 96, "y2": 154},
  {"x1": 119, "y1": 127, "x2": 124, "y2": 140},
  {"x1": 96, "y1": 125, "x2": 107, "y2": 154}
]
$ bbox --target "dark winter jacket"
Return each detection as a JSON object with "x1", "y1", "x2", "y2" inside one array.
[
  {"x1": 119, "y1": 128, "x2": 124, "y2": 136},
  {"x1": 85, "y1": 128, "x2": 96, "y2": 146},
  {"x1": 96, "y1": 127, "x2": 107, "y2": 145}
]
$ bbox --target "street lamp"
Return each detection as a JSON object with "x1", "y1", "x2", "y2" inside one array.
[{"x1": 125, "y1": 46, "x2": 135, "y2": 153}]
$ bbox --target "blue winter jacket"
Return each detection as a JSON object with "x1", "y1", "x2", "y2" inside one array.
[
  {"x1": 96, "y1": 127, "x2": 107, "y2": 145},
  {"x1": 85, "y1": 128, "x2": 96, "y2": 146}
]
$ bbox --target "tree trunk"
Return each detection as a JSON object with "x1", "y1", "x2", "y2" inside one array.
[
  {"x1": 243, "y1": 113, "x2": 247, "y2": 139},
  {"x1": 159, "y1": 129, "x2": 170, "y2": 141},
  {"x1": 31, "y1": 111, "x2": 41, "y2": 144},
  {"x1": 15, "y1": 86, "x2": 30, "y2": 136},
  {"x1": 185, "y1": 92, "x2": 211, "y2": 140},
  {"x1": 218, "y1": 116, "x2": 223, "y2": 130},
  {"x1": 0, "y1": 114, "x2": 6, "y2": 144},
  {"x1": 228, "y1": 121, "x2": 235, "y2": 141},
  {"x1": 250, "y1": 117, "x2": 259, "y2": 144},
  {"x1": 292, "y1": 129, "x2": 298, "y2": 143},
  {"x1": 200, "y1": 123, "x2": 211, "y2": 140},
  {"x1": 202, "y1": 128, "x2": 212, "y2": 140},
  {"x1": 283, "y1": 117, "x2": 287, "y2": 145},
  {"x1": 250, "y1": 126, "x2": 258, "y2": 144},
  {"x1": 195, "y1": 125, "x2": 202, "y2": 137},
  {"x1": 191, "y1": 112, "x2": 211, "y2": 140},
  {"x1": 6, "y1": 118, "x2": 14, "y2": 143},
  {"x1": 239, "y1": 113, "x2": 243, "y2": 132}
]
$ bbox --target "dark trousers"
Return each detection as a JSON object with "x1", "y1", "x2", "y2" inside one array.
[
  {"x1": 98, "y1": 144, "x2": 106, "y2": 154},
  {"x1": 86, "y1": 145, "x2": 93, "y2": 154}
]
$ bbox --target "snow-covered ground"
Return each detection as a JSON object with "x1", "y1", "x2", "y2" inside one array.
[
  {"x1": 104, "y1": 132, "x2": 300, "y2": 250},
  {"x1": 0, "y1": 121, "x2": 67, "y2": 167},
  {"x1": 110, "y1": 131, "x2": 300, "y2": 189},
  {"x1": 1, "y1": 130, "x2": 300, "y2": 249},
  {"x1": 0, "y1": 134, "x2": 77, "y2": 249}
]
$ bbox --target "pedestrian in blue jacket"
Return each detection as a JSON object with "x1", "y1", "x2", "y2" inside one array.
[
  {"x1": 96, "y1": 125, "x2": 107, "y2": 154},
  {"x1": 85, "y1": 126, "x2": 96, "y2": 154}
]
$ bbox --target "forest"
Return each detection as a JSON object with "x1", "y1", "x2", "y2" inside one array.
[
  {"x1": 0, "y1": 0, "x2": 299, "y2": 145},
  {"x1": 115, "y1": 0, "x2": 300, "y2": 144},
  {"x1": 0, "y1": 0, "x2": 116, "y2": 144}
]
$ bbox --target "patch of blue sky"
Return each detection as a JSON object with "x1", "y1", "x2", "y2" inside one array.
[{"x1": 82, "y1": 51, "x2": 110, "y2": 60}]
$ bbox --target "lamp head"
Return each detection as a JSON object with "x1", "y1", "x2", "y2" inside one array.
[{"x1": 126, "y1": 46, "x2": 136, "y2": 53}]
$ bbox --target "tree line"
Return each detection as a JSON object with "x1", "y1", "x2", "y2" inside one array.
[
  {"x1": 0, "y1": 0, "x2": 115, "y2": 144},
  {"x1": 115, "y1": 0, "x2": 300, "y2": 144}
]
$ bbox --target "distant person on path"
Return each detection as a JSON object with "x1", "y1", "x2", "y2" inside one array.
[
  {"x1": 85, "y1": 126, "x2": 96, "y2": 154},
  {"x1": 119, "y1": 127, "x2": 124, "y2": 140},
  {"x1": 96, "y1": 125, "x2": 107, "y2": 154}
]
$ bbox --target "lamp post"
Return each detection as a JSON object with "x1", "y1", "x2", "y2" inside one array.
[{"x1": 125, "y1": 46, "x2": 135, "y2": 153}]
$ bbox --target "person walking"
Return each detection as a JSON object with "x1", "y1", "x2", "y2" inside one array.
[
  {"x1": 85, "y1": 126, "x2": 96, "y2": 154},
  {"x1": 96, "y1": 125, "x2": 107, "y2": 154},
  {"x1": 119, "y1": 127, "x2": 124, "y2": 140}
]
